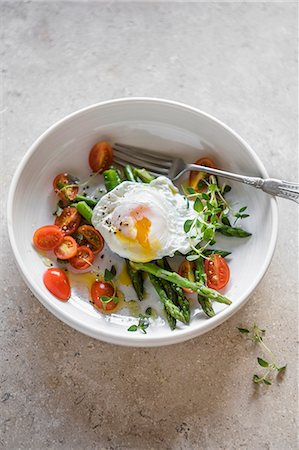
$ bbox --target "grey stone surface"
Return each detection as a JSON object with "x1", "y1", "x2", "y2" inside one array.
[{"x1": 1, "y1": 2, "x2": 298, "y2": 449}]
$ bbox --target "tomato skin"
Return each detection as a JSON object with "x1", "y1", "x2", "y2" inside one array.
[
  {"x1": 43, "y1": 268, "x2": 71, "y2": 301},
  {"x1": 90, "y1": 281, "x2": 116, "y2": 311},
  {"x1": 53, "y1": 173, "x2": 79, "y2": 202},
  {"x1": 189, "y1": 157, "x2": 216, "y2": 192},
  {"x1": 54, "y1": 236, "x2": 78, "y2": 260},
  {"x1": 89, "y1": 141, "x2": 113, "y2": 173},
  {"x1": 69, "y1": 245, "x2": 94, "y2": 270},
  {"x1": 54, "y1": 207, "x2": 81, "y2": 235},
  {"x1": 33, "y1": 225, "x2": 64, "y2": 251},
  {"x1": 204, "y1": 254, "x2": 230, "y2": 290},
  {"x1": 178, "y1": 260, "x2": 196, "y2": 294},
  {"x1": 77, "y1": 225, "x2": 104, "y2": 254}
]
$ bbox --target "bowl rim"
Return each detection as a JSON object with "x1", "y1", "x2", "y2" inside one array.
[{"x1": 7, "y1": 97, "x2": 278, "y2": 347}]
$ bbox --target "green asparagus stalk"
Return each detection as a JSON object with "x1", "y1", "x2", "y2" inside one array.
[
  {"x1": 161, "y1": 258, "x2": 190, "y2": 324},
  {"x1": 130, "y1": 262, "x2": 231, "y2": 305},
  {"x1": 75, "y1": 195, "x2": 98, "y2": 208},
  {"x1": 75, "y1": 201, "x2": 93, "y2": 224},
  {"x1": 103, "y1": 168, "x2": 122, "y2": 192},
  {"x1": 164, "y1": 307, "x2": 177, "y2": 330},
  {"x1": 217, "y1": 225, "x2": 251, "y2": 238},
  {"x1": 133, "y1": 168, "x2": 155, "y2": 183},
  {"x1": 194, "y1": 257, "x2": 215, "y2": 318},
  {"x1": 149, "y1": 274, "x2": 187, "y2": 324},
  {"x1": 125, "y1": 259, "x2": 144, "y2": 301},
  {"x1": 124, "y1": 165, "x2": 137, "y2": 182}
]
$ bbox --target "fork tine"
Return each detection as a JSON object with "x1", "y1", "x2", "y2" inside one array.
[
  {"x1": 113, "y1": 145, "x2": 172, "y2": 170},
  {"x1": 114, "y1": 143, "x2": 172, "y2": 163},
  {"x1": 114, "y1": 155, "x2": 169, "y2": 176}
]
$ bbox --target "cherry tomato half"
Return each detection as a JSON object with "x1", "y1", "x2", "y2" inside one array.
[
  {"x1": 55, "y1": 207, "x2": 81, "y2": 235},
  {"x1": 88, "y1": 141, "x2": 113, "y2": 173},
  {"x1": 53, "y1": 173, "x2": 79, "y2": 202},
  {"x1": 33, "y1": 225, "x2": 64, "y2": 251},
  {"x1": 69, "y1": 245, "x2": 94, "y2": 270},
  {"x1": 77, "y1": 225, "x2": 104, "y2": 254},
  {"x1": 90, "y1": 281, "x2": 117, "y2": 311},
  {"x1": 204, "y1": 254, "x2": 230, "y2": 290},
  {"x1": 189, "y1": 157, "x2": 216, "y2": 192},
  {"x1": 54, "y1": 236, "x2": 78, "y2": 260},
  {"x1": 178, "y1": 260, "x2": 196, "y2": 294},
  {"x1": 43, "y1": 268, "x2": 71, "y2": 301}
]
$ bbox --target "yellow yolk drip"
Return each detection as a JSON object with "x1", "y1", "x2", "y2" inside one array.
[
  {"x1": 115, "y1": 207, "x2": 161, "y2": 261},
  {"x1": 135, "y1": 216, "x2": 151, "y2": 250}
]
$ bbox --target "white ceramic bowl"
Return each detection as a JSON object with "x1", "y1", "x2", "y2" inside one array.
[{"x1": 7, "y1": 98, "x2": 278, "y2": 346}]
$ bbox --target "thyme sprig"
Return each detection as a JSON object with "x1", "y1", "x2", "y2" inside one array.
[{"x1": 238, "y1": 324, "x2": 287, "y2": 386}]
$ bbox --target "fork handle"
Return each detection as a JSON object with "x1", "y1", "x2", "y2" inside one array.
[{"x1": 186, "y1": 164, "x2": 299, "y2": 203}]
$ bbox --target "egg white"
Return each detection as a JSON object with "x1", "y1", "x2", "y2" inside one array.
[{"x1": 92, "y1": 177, "x2": 197, "y2": 262}]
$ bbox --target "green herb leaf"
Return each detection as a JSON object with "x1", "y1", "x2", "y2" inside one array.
[
  {"x1": 223, "y1": 185, "x2": 231, "y2": 194},
  {"x1": 184, "y1": 219, "x2": 193, "y2": 233},
  {"x1": 128, "y1": 325, "x2": 138, "y2": 332},
  {"x1": 222, "y1": 216, "x2": 231, "y2": 227},
  {"x1": 203, "y1": 228, "x2": 214, "y2": 242},
  {"x1": 145, "y1": 307, "x2": 152, "y2": 316},
  {"x1": 194, "y1": 197, "x2": 203, "y2": 213},
  {"x1": 104, "y1": 266, "x2": 116, "y2": 281},
  {"x1": 237, "y1": 327, "x2": 250, "y2": 334},
  {"x1": 257, "y1": 357, "x2": 269, "y2": 367},
  {"x1": 277, "y1": 365, "x2": 287, "y2": 373},
  {"x1": 187, "y1": 187, "x2": 196, "y2": 194},
  {"x1": 99, "y1": 295, "x2": 112, "y2": 304},
  {"x1": 186, "y1": 254, "x2": 200, "y2": 261},
  {"x1": 263, "y1": 379, "x2": 272, "y2": 385},
  {"x1": 239, "y1": 206, "x2": 247, "y2": 213},
  {"x1": 253, "y1": 374, "x2": 261, "y2": 384},
  {"x1": 112, "y1": 296, "x2": 119, "y2": 304}
]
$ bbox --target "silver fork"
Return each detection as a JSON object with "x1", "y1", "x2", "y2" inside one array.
[{"x1": 113, "y1": 143, "x2": 299, "y2": 203}]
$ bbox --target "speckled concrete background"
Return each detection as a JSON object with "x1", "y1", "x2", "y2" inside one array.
[{"x1": 1, "y1": 2, "x2": 298, "y2": 449}]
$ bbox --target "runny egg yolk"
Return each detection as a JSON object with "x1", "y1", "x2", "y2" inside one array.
[
  {"x1": 115, "y1": 206, "x2": 160, "y2": 260},
  {"x1": 130, "y1": 207, "x2": 151, "y2": 250}
]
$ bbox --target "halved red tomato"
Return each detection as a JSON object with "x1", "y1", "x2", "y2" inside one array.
[
  {"x1": 54, "y1": 207, "x2": 81, "y2": 235},
  {"x1": 43, "y1": 268, "x2": 71, "y2": 301},
  {"x1": 89, "y1": 141, "x2": 113, "y2": 173},
  {"x1": 204, "y1": 254, "x2": 230, "y2": 290},
  {"x1": 77, "y1": 225, "x2": 104, "y2": 254},
  {"x1": 33, "y1": 225, "x2": 64, "y2": 251},
  {"x1": 69, "y1": 245, "x2": 94, "y2": 270},
  {"x1": 90, "y1": 281, "x2": 117, "y2": 311},
  {"x1": 178, "y1": 260, "x2": 196, "y2": 294},
  {"x1": 54, "y1": 236, "x2": 78, "y2": 260},
  {"x1": 189, "y1": 157, "x2": 216, "y2": 192},
  {"x1": 53, "y1": 173, "x2": 79, "y2": 202}
]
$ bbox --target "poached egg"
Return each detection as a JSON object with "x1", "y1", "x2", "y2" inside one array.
[{"x1": 92, "y1": 177, "x2": 197, "y2": 262}]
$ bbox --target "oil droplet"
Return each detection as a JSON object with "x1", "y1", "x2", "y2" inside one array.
[
  {"x1": 118, "y1": 263, "x2": 131, "y2": 286},
  {"x1": 68, "y1": 271, "x2": 98, "y2": 290}
]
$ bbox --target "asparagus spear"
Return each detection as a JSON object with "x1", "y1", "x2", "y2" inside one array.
[
  {"x1": 149, "y1": 274, "x2": 187, "y2": 324},
  {"x1": 133, "y1": 168, "x2": 155, "y2": 183},
  {"x1": 74, "y1": 195, "x2": 98, "y2": 208},
  {"x1": 164, "y1": 306, "x2": 177, "y2": 330},
  {"x1": 124, "y1": 164, "x2": 137, "y2": 182},
  {"x1": 194, "y1": 257, "x2": 215, "y2": 318},
  {"x1": 103, "y1": 168, "x2": 122, "y2": 192},
  {"x1": 75, "y1": 201, "x2": 93, "y2": 224},
  {"x1": 125, "y1": 259, "x2": 144, "y2": 301},
  {"x1": 161, "y1": 258, "x2": 190, "y2": 324},
  {"x1": 130, "y1": 262, "x2": 231, "y2": 305},
  {"x1": 217, "y1": 225, "x2": 251, "y2": 238}
]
